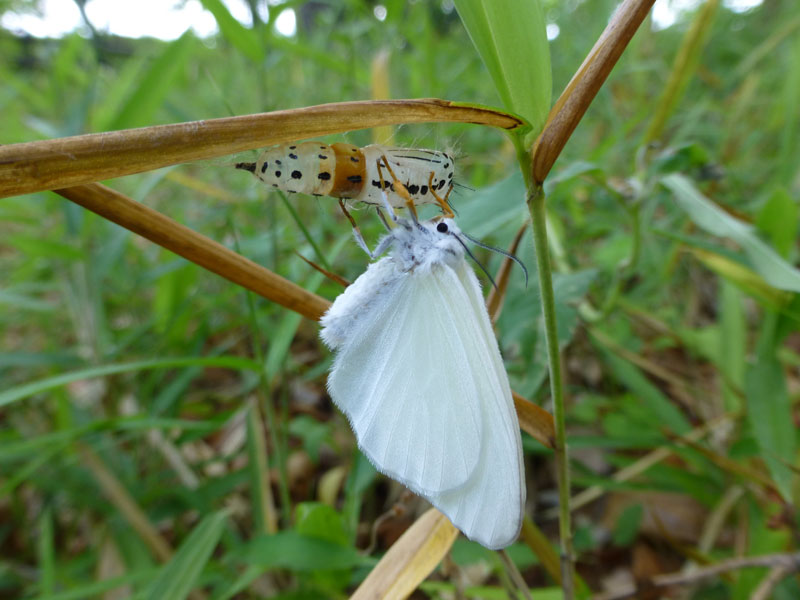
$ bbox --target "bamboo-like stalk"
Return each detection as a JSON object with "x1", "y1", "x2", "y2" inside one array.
[
  {"x1": 55, "y1": 183, "x2": 330, "y2": 321},
  {"x1": 527, "y1": 185, "x2": 574, "y2": 595},
  {"x1": 530, "y1": 0, "x2": 656, "y2": 184},
  {"x1": 0, "y1": 99, "x2": 523, "y2": 199},
  {"x1": 525, "y1": 2, "x2": 657, "y2": 597}
]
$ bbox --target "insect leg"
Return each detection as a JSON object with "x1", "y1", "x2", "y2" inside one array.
[
  {"x1": 374, "y1": 159, "x2": 400, "y2": 223},
  {"x1": 338, "y1": 199, "x2": 375, "y2": 258},
  {"x1": 375, "y1": 206, "x2": 392, "y2": 232},
  {"x1": 429, "y1": 173, "x2": 455, "y2": 218},
  {"x1": 378, "y1": 155, "x2": 419, "y2": 223}
]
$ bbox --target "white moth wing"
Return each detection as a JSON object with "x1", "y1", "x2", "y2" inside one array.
[
  {"x1": 319, "y1": 258, "x2": 401, "y2": 350},
  {"x1": 455, "y1": 259, "x2": 524, "y2": 471},
  {"x1": 324, "y1": 262, "x2": 490, "y2": 496},
  {"x1": 425, "y1": 260, "x2": 525, "y2": 550}
]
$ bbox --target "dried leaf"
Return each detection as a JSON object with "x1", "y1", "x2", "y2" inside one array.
[{"x1": 351, "y1": 508, "x2": 458, "y2": 600}]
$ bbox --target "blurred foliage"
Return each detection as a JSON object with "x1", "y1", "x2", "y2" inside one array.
[{"x1": 1, "y1": 0, "x2": 800, "y2": 598}]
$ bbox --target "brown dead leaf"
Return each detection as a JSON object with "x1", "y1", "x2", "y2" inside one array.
[
  {"x1": 513, "y1": 391, "x2": 556, "y2": 449},
  {"x1": 1, "y1": 99, "x2": 523, "y2": 199},
  {"x1": 351, "y1": 508, "x2": 458, "y2": 600}
]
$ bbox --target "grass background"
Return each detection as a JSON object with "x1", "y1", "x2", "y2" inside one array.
[{"x1": 1, "y1": 0, "x2": 799, "y2": 598}]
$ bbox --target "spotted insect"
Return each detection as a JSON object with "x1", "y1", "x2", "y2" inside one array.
[{"x1": 235, "y1": 141, "x2": 455, "y2": 217}]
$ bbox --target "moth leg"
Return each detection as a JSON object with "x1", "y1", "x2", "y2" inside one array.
[
  {"x1": 429, "y1": 173, "x2": 455, "y2": 218},
  {"x1": 378, "y1": 154, "x2": 419, "y2": 223},
  {"x1": 375, "y1": 158, "x2": 400, "y2": 223},
  {"x1": 375, "y1": 206, "x2": 392, "y2": 232},
  {"x1": 338, "y1": 198, "x2": 375, "y2": 258}
]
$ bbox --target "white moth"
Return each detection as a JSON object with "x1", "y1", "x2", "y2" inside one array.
[{"x1": 319, "y1": 213, "x2": 525, "y2": 549}]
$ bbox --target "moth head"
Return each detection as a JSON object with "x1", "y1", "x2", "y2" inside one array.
[{"x1": 426, "y1": 217, "x2": 466, "y2": 262}]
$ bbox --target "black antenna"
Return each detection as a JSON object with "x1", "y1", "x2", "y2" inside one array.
[
  {"x1": 236, "y1": 162, "x2": 256, "y2": 173},
  {"x1": 461, "y1": 232, "x2": 529, "y2": 287},
  {"x1": 452, "y1": 234, "x2": 497, "y2": 289}
]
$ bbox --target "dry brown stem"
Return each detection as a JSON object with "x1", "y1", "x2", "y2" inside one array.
[
  {"x1": 530, "y1": 0, "x2": 656, "y2": 184},
  {"x1": 1, "y1": 99, "x2": 522, "y2": 198},
  {"x1": 55, "y1": 183, "x2": 330, "y2": 321},
  {"x1": 487, "y1": 221, "x2": 528, "y2": 325}
]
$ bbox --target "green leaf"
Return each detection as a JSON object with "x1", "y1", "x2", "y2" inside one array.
[
  {"x1": 612, "y1": 503, "x2": 643, "y2": 546},
  {"x1": 0, "y1": 290, "x2": 57, "y2": 312},
  {"x1": 288, "y1": 415, "x2": 332, "y2": 462},
  {"x1": 199, "y1": 0, "x2": 262, "y2": 62},
  {"x1": 732, "y1": 498, "x2": 792, "y2": 600},
  {"x1": 246, "y1": 531, "x2": 371, "y2": 571},
  {"x1": 598, "y1": 348, "x2": 692, "y2": 435},
  {"x1": 109, "y1": 33, "x2": 195, "y2": 130},
  {"x1": 295, "y1": 503, "x2": 349, "y2": 547},
  {"x1": 247, "y1": 402, "x2": 275, "y2": 536},
  {"x1": 756, "y1": 187, "x2": 797, "y2": 258},
  {"x1": 457, "y1": 171, "x2": 527, "y2": 239},
  {"x1": 499, "y1": 266, "x2": 597, "y2": 397},
  {"x1": 662, "y1": 174, "x2": 800, "y2": 292},
  {"x1": 0, "y1": 356, "x2": 259, "y2": 408},
  {"x1": 145, "y1": 510, "x2": 228, "y2": 600},
  {"x1": 342, "y1": 453, "x2": 377, "y2": 539},
  {"x1": 686, "y1": 247, "x2": 793, "y2": 311},
  {"x1": 745, "y1": 314, "x2": 796, "y2": 502},
  {"x1": 30, "y1": 570, "x2": 158, "y2": 600},
  {"x1": 453, "y1": 0, "x2": 551, "y2": 133},
  {"x1": 6, "y1": 235, "x2": 85, "y2": 260},
  {"x1": 293, "y1": 504, "x2": 352, "y2": 591}
]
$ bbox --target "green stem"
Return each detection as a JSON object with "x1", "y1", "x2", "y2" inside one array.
[{"x1": 527, "y1": 184, "x2": 575, "y2": 598}]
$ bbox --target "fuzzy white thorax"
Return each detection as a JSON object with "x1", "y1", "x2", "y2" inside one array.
[{"x1": 320, "y1": 217, "x2": 465, "y2": 350}]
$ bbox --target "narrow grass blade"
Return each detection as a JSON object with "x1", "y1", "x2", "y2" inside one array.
[
  {"x1": 145, "y1": 510, "x2": 229, "y2": 600},
  {"x1": 246, "y1": 531, "x2": 370, "y2": 571},
  {"x1": 200, "y1": 0, "x2": 262, "y2": 61},
  {"x1": 643, "y1": 0, "x2": 720, "y2": 143},
  {"x1": 246, "y1": 402, "x2": 278, "y2": 535},
  {"x1": 109, "y1": 33, "x2": 195, "y2": 130},
  {"x1": 0, "y1": 356, "x2": 258, "y2": 408}
]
